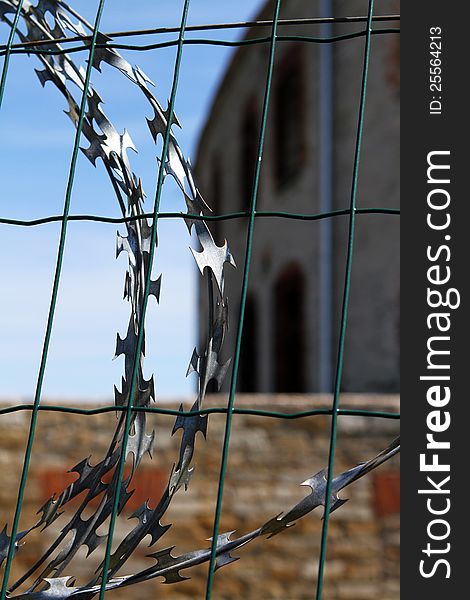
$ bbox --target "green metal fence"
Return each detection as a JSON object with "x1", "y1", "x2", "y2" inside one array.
[{"x1": 0, "y1": 1, "x2": 400, "y2": 598}]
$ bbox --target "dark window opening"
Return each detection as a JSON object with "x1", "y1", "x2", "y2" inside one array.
[
  {"x1": 240, "y1": 99, "x2": 259, "y2": 212},
  {"x1": 386, "y1": 35, "x2": 400, "y2": 97},
  {"x1": 373, "y1": 471, "x2": 400, "y2": 516},
  {"x1": 274, "y1": 264, "x2": 305, "y2": 392},
  {"x1": 206, "y1": 380, "x2": 218, "y2": 394},
  {"x1": 274, "y1": 44, "x2": 305, "y2": 187},
  {"x1": 239, "y1": 295, "x2": 258, "y2": 392}
]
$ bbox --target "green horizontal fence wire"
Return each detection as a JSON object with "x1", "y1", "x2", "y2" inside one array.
[
  {"x1": 0, "y1": 1, "x2": 108, "y2": 598},
  {"x1": 0, "y1": 207, "x2": 399, "y2": 227},
  {"x1": 0, "y1": 0, "x2": 400, "y2": 598},
  {"x1": 0, "y1": 403, "x2": 400, "y2": 420},
  {"x1": 0, "y1": 28, "x2": 399, "y2": 57},
  {"x1": 0, "y1": 13, "x2": 400, "y2": 55},
  {"x1": 316, "y1": 1, "x2": 375, "y2": 598}
]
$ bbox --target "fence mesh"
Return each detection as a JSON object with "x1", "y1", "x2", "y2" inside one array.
[{"x1": 0, "y1": 1, "x2": 400, "y2": 598}]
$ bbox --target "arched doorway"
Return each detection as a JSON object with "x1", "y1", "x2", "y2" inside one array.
[{"x1": 274, "y1": 264, "x2": 306, "y2": 392}]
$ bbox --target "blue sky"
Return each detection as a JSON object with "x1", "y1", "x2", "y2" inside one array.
[{"x1": 0, "y1": 0, "x2": 263, "y2": 401}]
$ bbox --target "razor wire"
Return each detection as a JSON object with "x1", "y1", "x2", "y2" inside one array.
[{"x1": 0, "y1": 1, "x2": 400, "y2": 599}]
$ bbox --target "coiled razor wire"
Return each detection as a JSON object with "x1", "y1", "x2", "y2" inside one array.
[{"x1": 0, "y1": 1, "x2": 400, "y2": 599}]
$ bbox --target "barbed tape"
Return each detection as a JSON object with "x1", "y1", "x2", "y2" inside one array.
[{"x1": 0, "y1": 1, "x2": 399, "y2": 597}]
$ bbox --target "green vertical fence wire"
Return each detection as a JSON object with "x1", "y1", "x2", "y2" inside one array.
[
  {"x1": 0, "y1": 1, "x2": 108, "y2": 597},
  {"x1": 204, "y1": 1, "x2": 282, "y2": 597},
  {"x1": 97, "y1": 0, "x2": 191, "y2": 597},
  {"x1": 315, "y1": 1, "x2": 375, "y2": 598},
  {"x1": 0, "y1": 0, "x2": 23, "y2": 111}
]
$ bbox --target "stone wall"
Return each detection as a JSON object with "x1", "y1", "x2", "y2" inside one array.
[{"x1": 0, "y1": 395, "x2": 399, "y2": 599}]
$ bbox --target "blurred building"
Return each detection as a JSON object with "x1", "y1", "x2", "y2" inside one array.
[{"x1": 195, "y1": 0, "x2": 400, "y2": 393}]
